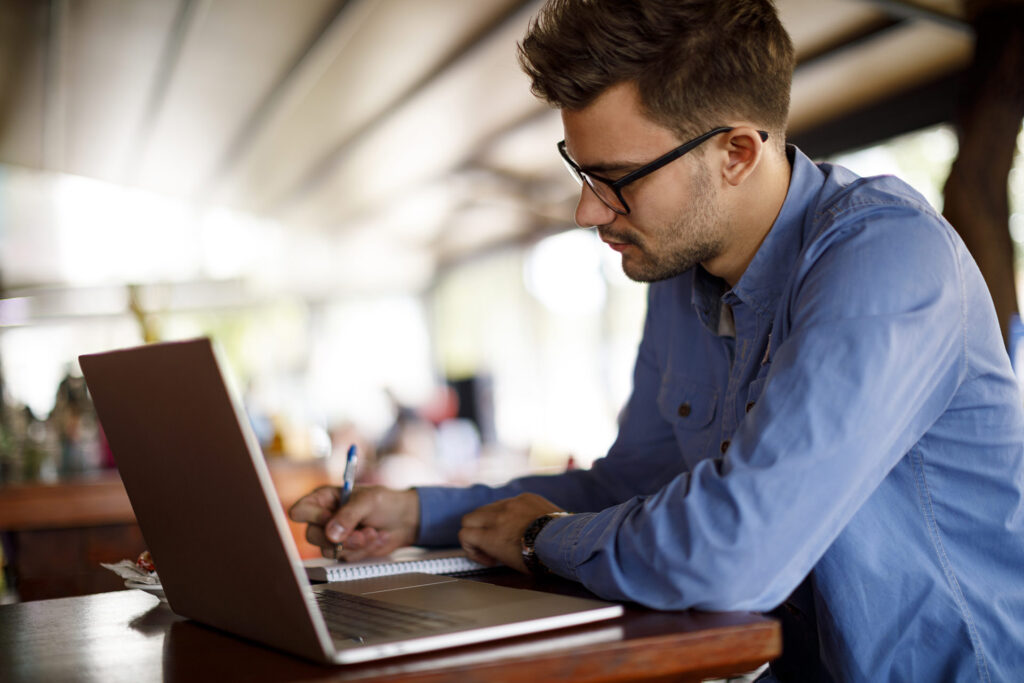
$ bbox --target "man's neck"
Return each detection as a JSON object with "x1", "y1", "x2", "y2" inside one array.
[{"x1": 708, "y1": 147, "x2": 793, "y2": 287}]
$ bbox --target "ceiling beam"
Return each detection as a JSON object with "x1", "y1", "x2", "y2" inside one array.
[
  {"x1": 198, "y1": 0, "x2": 370, "y2": 204},
  {"x1": 788, "y1": 68, "x2": 965, "y2": 157},
  {"x1": 42, "y1": 0, "x2": 68, "y2": 171},
  {"x1": 121, "y1": 0, "x2": 209, "y2": 183},
  {"x1": 860, "y1": 0, "x2": 970, "y2": 29},
  {"x1": 794, "y1": 15, "x2": 904, "y2": 69},
  {"x1": 268, "y1": 0, "x2": 537, "y2": 216}
]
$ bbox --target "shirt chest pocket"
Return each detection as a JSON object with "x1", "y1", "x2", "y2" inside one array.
[{"x1": 657, "y1": 375, "x2": 718, "y2": 437}]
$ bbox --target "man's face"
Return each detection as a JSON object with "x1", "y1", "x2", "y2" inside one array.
[{"x1": 561, "y1": 82, "x2": 724, "y2": 283}]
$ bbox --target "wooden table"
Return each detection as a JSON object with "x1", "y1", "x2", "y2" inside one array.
[{"x1": 0, "y1": 572, "x2": 780, "y2": 682}]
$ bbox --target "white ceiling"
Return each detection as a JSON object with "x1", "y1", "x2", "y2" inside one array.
[{"x1": 0, "y1": 0, "x2": 973, "y2": 305}]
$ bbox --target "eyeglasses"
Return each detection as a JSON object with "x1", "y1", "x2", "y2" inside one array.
[{"x1": 557, "y1": 127, "x2": 769, "y2": 215}]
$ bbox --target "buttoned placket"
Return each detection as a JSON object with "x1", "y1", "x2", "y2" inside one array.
[{"x1": 717, "y1": 292, "x2": 771, "y2": 456}]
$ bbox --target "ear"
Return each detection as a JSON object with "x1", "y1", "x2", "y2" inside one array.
[{"x1": 720, "y1": 127, "x2": 765, "y2": 187}]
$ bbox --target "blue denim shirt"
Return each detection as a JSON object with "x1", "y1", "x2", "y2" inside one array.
[{"x1": 416, "y1": 147, "x2": 1024, "y2": 681}]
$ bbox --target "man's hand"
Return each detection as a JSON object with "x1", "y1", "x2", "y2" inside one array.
[
  {"x1": 459, "y1": 493, "x2": 563, "y2": 573},
  {"x1": 288, "y1": 485, "x2": 420, "y2": 561}
]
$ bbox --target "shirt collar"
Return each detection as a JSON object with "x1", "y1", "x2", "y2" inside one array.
[{"x1": 692, "y1": 145, "x2": 826, "y2": 319}]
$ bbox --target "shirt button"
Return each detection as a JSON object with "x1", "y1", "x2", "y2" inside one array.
[
  {"x1": 720, "y1": 440, "x2": 731, "y2": 453},
  {"x1": 677, "y1": 402, "x2": 691, "y2": 417},
  {"x1": 746, "y1": 401, "x2": 756, "y2": 413}
]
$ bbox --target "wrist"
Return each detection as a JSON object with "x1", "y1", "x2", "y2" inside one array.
[
  {"x1": 521, "y1": 512, "x2": 571, "y2": 574},
  {"x1": 404, "y1": 488, "x2": 422, "y2": 543}
]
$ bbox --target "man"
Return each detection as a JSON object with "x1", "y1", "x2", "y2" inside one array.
[{"x1": 290, "y1": 1, "x2": 1024, "y2": 679}]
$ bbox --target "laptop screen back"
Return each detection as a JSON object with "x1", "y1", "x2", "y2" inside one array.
[{"x1": 80, "y1": 338, "x2": 331, "y2": 661}]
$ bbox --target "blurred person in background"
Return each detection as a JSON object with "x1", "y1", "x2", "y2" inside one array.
[
  {"x1": 367, "y1": 388, "x2": 447, "y2": 489},
  {"x1": 291, "y1": 1, "x2": 1024, "y2": 680}
]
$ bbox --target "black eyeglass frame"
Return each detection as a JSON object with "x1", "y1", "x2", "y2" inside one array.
[{"x1": 557, "y1": 127, "x2": 769, "y2": 215}]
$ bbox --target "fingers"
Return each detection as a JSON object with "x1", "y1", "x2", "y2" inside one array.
[
  {"x1": 291, "y1": 486, "x2": 343, "y2": 555},
  {"x1": 458, "y1": 528, "x2": 499, "y2": 567},
  {"x1": 290, "y1": 486, "x2": 374, "y2": 552},
  {"x1": 334, "y1": 528, "x2": 396, "y2": 562},
  {"x1": 291, "y1": 485, "x2": 421, "y2": 560},
  {"x1": 463, "y1": 547, "x2": 499, "y2": 567},
  {"x1": 305, "y1": 523, "x2": 331, "y2": 550},
  {"x1": 288, "y1": 486, "x2": 340, "y2": 525},
  {"x1": 342, "y1": 526, "x2": 384, "y2": 551},
  {"x1": 458, "y1": 494, "x2": 564, "y2": 573},
  {"x1": 323, "y1": 488, "x2": 380, "y2": 546},
  {"x1": 303, "y1": 511, "x2": 348, "y2": 559}
]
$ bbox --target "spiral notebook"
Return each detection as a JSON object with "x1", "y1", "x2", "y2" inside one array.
[{"x1": 303, "y1": 548, "x2": 488, "y2": 582}]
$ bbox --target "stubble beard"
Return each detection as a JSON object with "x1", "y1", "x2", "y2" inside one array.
[{"x1": 616, "y1": 167, "x2": 722, "y2": 283}]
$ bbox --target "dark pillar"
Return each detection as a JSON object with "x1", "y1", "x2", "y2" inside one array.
[{"x1": 942, "y1": 1, "x2": 1024, "y2": 343}]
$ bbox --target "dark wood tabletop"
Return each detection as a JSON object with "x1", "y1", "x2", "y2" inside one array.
[{"x1": 0, "y1": 571, "x2": 780, "y2": 682}]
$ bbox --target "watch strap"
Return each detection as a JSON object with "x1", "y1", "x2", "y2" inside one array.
[{"x1": 521, "y1": 511, "x2": 570, "y2": 574}]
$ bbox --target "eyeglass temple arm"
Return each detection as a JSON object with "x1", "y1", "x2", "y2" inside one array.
[{"x1": 612, "y1": 128, "x2": 770, "y2": 189}]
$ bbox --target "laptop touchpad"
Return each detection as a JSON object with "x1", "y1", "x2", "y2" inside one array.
[{"x1": 330, "y1": 573, "x2": 534, "y2": 613}]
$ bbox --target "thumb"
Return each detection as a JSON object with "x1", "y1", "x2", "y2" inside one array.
[{"x1": 325, "y1": 489, "x2": 373, "y2": 544}]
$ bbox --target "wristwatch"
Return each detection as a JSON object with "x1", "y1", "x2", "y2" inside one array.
[{"x1": 521, "y1": 512, "x2": 571, "y2": 574}]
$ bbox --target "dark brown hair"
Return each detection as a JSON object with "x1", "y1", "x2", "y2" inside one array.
[{"x1": 518, "y1": 0, "x2": 795, "y2": 143}]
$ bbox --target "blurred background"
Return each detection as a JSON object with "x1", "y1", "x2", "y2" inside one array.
[{"x1": 0, "y1": 0, "x2": 1022, "y2": 600}]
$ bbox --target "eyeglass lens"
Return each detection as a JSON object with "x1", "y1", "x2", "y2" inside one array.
[
  {"x1": 582, "y1": 176, "x2": 626, "y2": 213},
  {"x1": 559, "y1": 152, "x2": 627, "y2": 214}
]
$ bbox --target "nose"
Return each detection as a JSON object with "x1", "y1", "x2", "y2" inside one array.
[{"x1": 574, "y1": 185, "x2": 617, "y2": 228}]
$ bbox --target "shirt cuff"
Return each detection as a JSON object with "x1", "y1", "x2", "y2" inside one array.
[{"x1": 533, "y1": 512, "x2": 597, "y2": 581}]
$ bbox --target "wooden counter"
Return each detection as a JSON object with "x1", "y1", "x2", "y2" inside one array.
[
  {"x1": 0, "y1": 470, "x2": 136, "y2": 530},
  {"x1": 0, "y1": 460, "x2": 334, "y2": 601}
]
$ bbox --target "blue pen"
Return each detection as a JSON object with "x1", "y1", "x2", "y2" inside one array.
[{"x1": 339, "y1": 444, "x2": 358, "y2": 506}]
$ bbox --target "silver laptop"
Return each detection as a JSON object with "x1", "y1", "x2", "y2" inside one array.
[{"x1": 79, "y1": 338, "x2": 622, "y2": 664}]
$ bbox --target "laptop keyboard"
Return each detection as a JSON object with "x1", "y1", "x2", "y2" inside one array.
[{"x1": 313, "y1": 589, "x2": 473, "y2": 643}]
